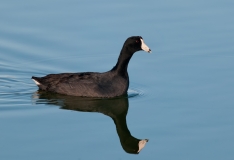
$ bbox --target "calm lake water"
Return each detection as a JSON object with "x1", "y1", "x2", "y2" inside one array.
[{"x1": 1, "y1": 0, "x2": 234, "y2": 159}]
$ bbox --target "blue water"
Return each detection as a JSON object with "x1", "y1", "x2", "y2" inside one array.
[{"x1": 1, "y1": 0, "x2": 234, "y2": 159}]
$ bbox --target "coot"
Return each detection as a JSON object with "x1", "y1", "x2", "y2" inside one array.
[{"x1": 32, "y1": 36, "x2": 151, "y2": 98}]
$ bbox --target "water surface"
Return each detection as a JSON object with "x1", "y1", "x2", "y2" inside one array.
[{"x1": 1, "y1": 0, "x2": 234, "y2": 160}]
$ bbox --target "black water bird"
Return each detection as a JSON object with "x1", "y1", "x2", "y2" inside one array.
[
  {"x1": 33, "y1": 91, "x2": 149, "y2": 154},
  {"x1": 32, "y1": 36, "x2": 151, "y2": 98}
]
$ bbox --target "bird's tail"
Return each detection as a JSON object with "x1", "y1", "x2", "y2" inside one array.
[{"x1": 32, "y1": 76, "x2": 41, "y2": 86}]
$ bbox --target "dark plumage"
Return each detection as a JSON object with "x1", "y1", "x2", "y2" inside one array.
[
  {"x1": 32, "y1": 36, "x2": 151, "y2": 98},
  {"x1": 35, "y1": 91, "x2": 149, "y2": 154}
]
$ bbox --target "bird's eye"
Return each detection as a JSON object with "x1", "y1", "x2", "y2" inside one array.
[{"x1": 136, "y1": 40, "x2": 139, "y2": 43}]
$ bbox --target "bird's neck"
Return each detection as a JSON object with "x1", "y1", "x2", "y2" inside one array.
[
  {"x1": 112, "y1": 114, "x2": 132, "y2": 143},
  {"x1": 111, "y1": 47, "x2": 134, "y2": 74}
]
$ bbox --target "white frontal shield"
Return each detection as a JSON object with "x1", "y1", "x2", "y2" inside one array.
[{"x1": 140, "y1": 39, "x2": 151, "y2": 53}]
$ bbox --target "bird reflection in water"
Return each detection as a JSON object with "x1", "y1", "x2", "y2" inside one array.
[{"x1": 33, "y1": 91, "x2": 148, "y2": 154}]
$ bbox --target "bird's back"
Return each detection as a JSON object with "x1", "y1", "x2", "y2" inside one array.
[{"x1": 32, "y1": 71, "x2": 129, "y2": 98}]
